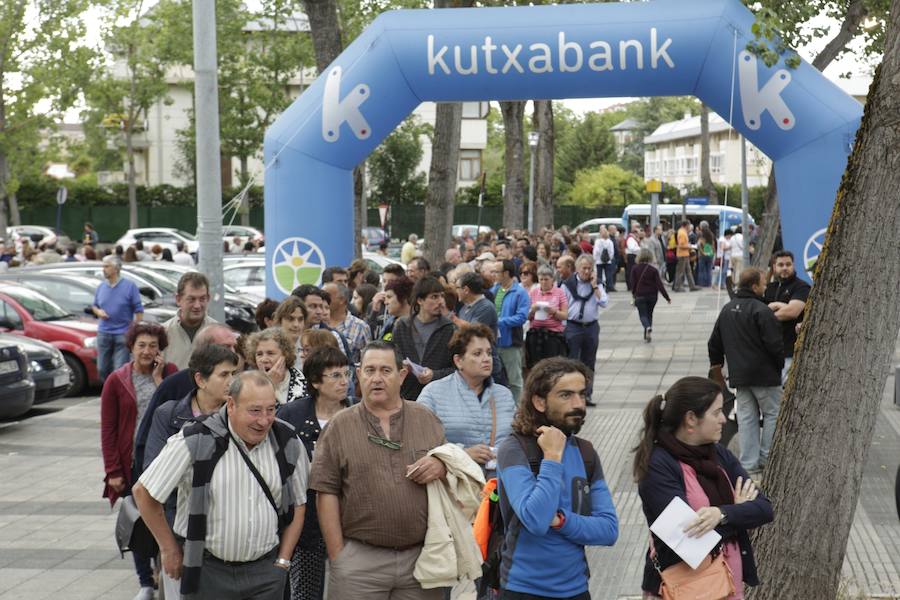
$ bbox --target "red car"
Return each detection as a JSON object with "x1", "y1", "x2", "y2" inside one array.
[{"x1": 0, "y1": 284, "x2": 99, "y2": 396}]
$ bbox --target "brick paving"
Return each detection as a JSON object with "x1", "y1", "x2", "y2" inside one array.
[{"x1": 0, "y1": 288, "x2": 898, "y2": 599}]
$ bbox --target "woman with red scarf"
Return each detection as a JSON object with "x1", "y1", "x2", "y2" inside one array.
[{"x1": 633, "y1": 377, "x2": 774, "y2": 600}]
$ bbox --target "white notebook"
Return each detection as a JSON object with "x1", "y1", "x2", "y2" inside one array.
[{"x1": 649, "y1": 496, "x2": 721, "y2": 569}]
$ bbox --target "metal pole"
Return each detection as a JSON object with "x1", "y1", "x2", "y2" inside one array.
[
  {"x1": 650, "y1": 192, "x2": 659, "y2": 229},
  {"x1": 192, "y1": 0, "x2": 224, "y2": 322},
  {"x1": 359, "y1": 162, "x2": 367, "y2": 253},
  {"x1": 527, "y1": 151, "x2": 536, "y2": 233},
  {"x1": 476, "y1": 171, "x2": 485, "y2": 233},
  {"x1": 740, "y1": 135, "x2": 750, "y2": 263}
]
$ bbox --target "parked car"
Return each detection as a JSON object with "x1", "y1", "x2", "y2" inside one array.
[
  {"x1": 451, "y1": 224, "x2": 493, "y2": 239},
  {"x1": 0, "y1": 284, "x2": 99, "y2": 396},
  {"x1": 0, "y1": 338, "x2": 36, "y2": 419},
  {"x1": 222, "y1": 225, "x2": 264, "y2": 249},
  {"x1": 115, "y1": 227, "x2": 200, "y2": 255},
  {"x1": 362, "y1": 252, "x2": 406, "y2": 276},
  {"x1": 362, "y1": 227, "x2": 388, "y2": 250},
  {"x1": 223, "y1": 258, "x2": 266, "y2": 299},
  {"x1": 575, "y1": 217, "x2": 627, "y2": 242},
  {"x1": 28, "y1": 262, "x2": 259, "y2": 333},
  {"x1": 0, "y1": 273, "x2": 177, "y2": 324},
  {"x1": 5, "y1": 225, "x2": 58, "y2": 247},
  {"x1": 0, "y1": 334, "x2": 71, "y2": 404}
]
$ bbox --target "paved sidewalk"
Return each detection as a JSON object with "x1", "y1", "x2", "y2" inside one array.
[{"x1": 1, "y1": 288, "x2": 898, "y2": 599}]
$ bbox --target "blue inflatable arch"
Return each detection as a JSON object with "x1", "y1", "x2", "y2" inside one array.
[{"x1": 264, "y1": 0, "x2": 862, "y2": 298}]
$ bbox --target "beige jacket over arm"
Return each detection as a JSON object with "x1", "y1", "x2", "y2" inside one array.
[{"x1": 414, "y1": 443, "x2": 486, "y2": 589}]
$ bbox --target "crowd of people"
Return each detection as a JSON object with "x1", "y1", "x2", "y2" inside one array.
[{"x1": 93, "y1": 220, "x2": 807, "y2": 600}]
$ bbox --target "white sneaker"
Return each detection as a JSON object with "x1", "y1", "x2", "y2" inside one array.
[{"x1": 133, "y1": 587, "x2": 154, "y2": 600}]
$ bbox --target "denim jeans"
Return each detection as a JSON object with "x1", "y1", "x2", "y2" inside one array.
[
  {"x1": 96, "y1": 331, "x2": 129, "y2": 380},
  {"x1": 696, "y1": 255, "x2": 713, "y2": 286},
  {"x1": 634, "y1": 296, "x2": 658, "y2": 330},
  {"x1": 602, "y1": 263, "x2": 617, "y2": 291},
  {"x1": 564, "y1": 320, "x2": 599, "y2": 400},
  {"x1": 735, "y1": 385, "x2": 782, "y2": 471}
]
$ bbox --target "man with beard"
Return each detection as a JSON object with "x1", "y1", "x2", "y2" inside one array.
[
  {"x1": 763, "y1": 250, "x2": 811, "y2": 385},
  {"x1": 494, "y1": 358, "x2": 618, "y2": 599}
]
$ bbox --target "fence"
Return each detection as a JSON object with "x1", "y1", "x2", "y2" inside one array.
[{"x1": 17, "y1": 203, "x2": 625, "y2": 244}]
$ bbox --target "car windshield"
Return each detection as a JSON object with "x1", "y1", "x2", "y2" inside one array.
[
  {"x1": 6, "y1": 288, "x2": 71, "y2": 321},
  {"x1": 126, "y1": 268, "x2": 177, "y2": 294},
  {"x1": 176, "y1": 230, "x2": 196, "y2": 241}
]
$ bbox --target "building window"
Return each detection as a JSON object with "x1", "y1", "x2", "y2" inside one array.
[
  {"x1": 459, "y1": 149, "x2": 482, "y2": 181},
  {"x1": 711, "y1": 154, "x2": 723, "y2": 174}
]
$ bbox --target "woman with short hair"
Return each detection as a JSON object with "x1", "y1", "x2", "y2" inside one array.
[
  {"x1": 418, "y1": 323, "x2": 515, "y2": 476},
  {"x1": 634, "y1": 376, "x2": 773, "y2": 600},
  {"x1": 100, "y1": 320, "x2": 178, "y2": 600},
  {"x1": 525, "y1": 264, "x2": 569, "y2": 370},
  {"x1": 245, "y1": 327, "x2": 305, "y2": 404},
  {"x1": 277, "y1": 346, "x2": 352, "y2": 600}
]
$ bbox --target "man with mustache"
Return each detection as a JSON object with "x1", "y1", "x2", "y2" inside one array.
[{"x1": 494, "y1": 358, "x2": 618, "y2": 599}]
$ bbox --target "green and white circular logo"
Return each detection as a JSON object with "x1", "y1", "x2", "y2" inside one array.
[
  {"x1": 272, "y1": 237, "x2": 327, "y2": 295},
  {"x1": 803, "y1": 228, "x2": 827, "y2": 275}
]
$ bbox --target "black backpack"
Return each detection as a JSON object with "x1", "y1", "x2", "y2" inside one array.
[
  {"x1": 600, "y1": 247, "x2": 610, "y2": 264},
  {"x1": 478, "y1": 432, "x2": 597, "y2": 595}
]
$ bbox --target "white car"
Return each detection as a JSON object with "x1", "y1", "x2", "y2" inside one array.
[
  {"x1": 575, "y1": 218, "x2": 627, "y2": 241},
  {"x1": 223, "y1": 259, "x2": 267, "y2": 300},
  {"x1": 362, "y1": 252, "x2": 406, "y2": 275},
  {"x1": 222, "y1": 225, "x2": 264, "y2": 250},
  {"x1": 451, "y1": 224, "x2": 493, "y2": 239},
  {"x1": 6, "y1": 225, "x2": 59, "y2": 248},
  {"x1": 115, "y1": 228, "x2": 200, "y2": 255}
]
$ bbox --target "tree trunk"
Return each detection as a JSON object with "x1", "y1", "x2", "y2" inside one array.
[
  {"x1": 301, "y1": 0, "x2": 344, "y2": 75},
  {"x1": 751, "y1": 170, "x2": 779, "y2": 268},
  {"x1": 126, "y1": 122, "x2": 137, "y2": 229},
  {"x1": 699, "y1": 103, "x2": 719, "y2": 204},
  {"x1": 8, "y1": 191, "x2": 19, "y2": 226},
  {"x1": 750, "y1": 5, "x2": 900, "y2": 597},
  {"x1": 751, "y1": 0, "x2": 868, "y2": 268},
  {"x1": 423, "y1": 102, "x2": 462, "y2": 267},
  {"x1": 0, "y1": 152, "x2": 8, "y2": 235},
  {"x1": 500, "y1": 100, "x2": 526, "y2": 230},
  {"x1": 532, "y1": 100, "x2": 554, "y2": 232},
  {"x1": 353, "y1": 165, "x2": 365, "y2": 258},
  {"x1": 239, "y1": 155, "x2": 250, "y2": 226}
]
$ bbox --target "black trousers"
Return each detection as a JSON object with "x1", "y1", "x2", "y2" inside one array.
[{"x1": 500, "y1": 590, "x2": 591, "y2": 600}]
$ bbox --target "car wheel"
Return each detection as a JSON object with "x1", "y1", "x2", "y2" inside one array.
[{"x1": 63, "y1": 353, "x2": 87, "y2": 397}]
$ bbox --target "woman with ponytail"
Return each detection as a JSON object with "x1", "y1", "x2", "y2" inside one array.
[{"x1": 633, "y1": 376, "x2": 774, "y2": 599}]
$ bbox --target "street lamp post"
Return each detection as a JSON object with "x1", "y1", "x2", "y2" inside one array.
[{"x1": 527, "y1": 131, "x2": 540, "y2": 233}]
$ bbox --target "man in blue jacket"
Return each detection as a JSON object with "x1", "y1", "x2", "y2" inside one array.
[
  {"x1": 490, "y1": 259, "x2": 531, "y2": 403},
  {"x1": 496, "y1": 358, "x2": 618, "y2": 599}
]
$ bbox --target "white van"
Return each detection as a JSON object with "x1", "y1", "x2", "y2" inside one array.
[{"x1": 621, "y1": 204, "x2": 753, "y2": 234}]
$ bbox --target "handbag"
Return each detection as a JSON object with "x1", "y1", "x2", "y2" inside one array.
[
  {"x1": 653, "y1": 547, "x2": 735, "y2": 600},
  {"x1": 114, "y1": 494, "x2": 159, "y2": 558}
]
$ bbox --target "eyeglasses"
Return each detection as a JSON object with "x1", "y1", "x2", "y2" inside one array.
[{"x1": 322, "y1": 369, "x2": 352, "y2": 381}]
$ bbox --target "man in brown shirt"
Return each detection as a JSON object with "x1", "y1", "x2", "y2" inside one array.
[{"x1": 309, "y1": 340, "x2": 447, "y2": 600}]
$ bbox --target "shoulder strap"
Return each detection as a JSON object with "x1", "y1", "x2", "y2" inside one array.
[
  {"x1": 573, "y1": 436, "x2": 598, "y2": 481},
  {"x1": 227, "y1": 430, "x2": 280, "y2": 522},
  {"x1": 512, "y1": 432, "x2": 542, "y2": 475}
]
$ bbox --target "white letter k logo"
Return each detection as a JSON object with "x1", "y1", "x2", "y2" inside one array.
[
  {"x1": 738, "y1": 50, "x2": 795, "y2": 131},
  {"x1": 322, "y1": 66, "x2": 371, "y2": 143}
]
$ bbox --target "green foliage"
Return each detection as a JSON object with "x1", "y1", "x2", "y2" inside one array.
[
  {"x1": 368, "y1": 116, "x2": 431, "y2": 206},
  {"x1": 455, "y1": 170, "x2": 504, "y2": 206},
  {"x1": 745, "y1": 0, "x2": 888, "y2": 68},
  {"x1": 14, "y1": 177, "x2": 264, "y2": 208},
  {"x1": 0, "y1": 0, "x2": 98, "y2": 216},
  {"x1": 569, "y1": 164, "x2": 645, "y2": 207},
  {"x1": 554, "y1": 108, "x2": 618, "y2": 202}
]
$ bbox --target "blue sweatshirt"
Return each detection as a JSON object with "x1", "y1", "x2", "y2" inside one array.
[{"x1": 497, "y1": 435, "x2": 618, "y2": 597}]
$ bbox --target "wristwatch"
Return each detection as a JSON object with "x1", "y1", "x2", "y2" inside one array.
[
  {"x1": 274, "y1": 558, "x2": 291, "y2": 569},
  {"x1": 718, "y1": 509, "x2": 728, "y2": 526}
]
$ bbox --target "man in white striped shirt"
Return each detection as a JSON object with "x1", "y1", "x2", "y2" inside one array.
[{"x1": 134, "y1": 371, "x2": 308, "y2": 599}]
